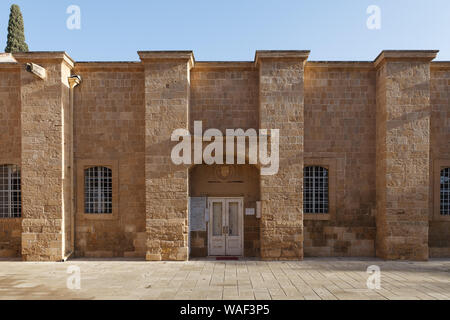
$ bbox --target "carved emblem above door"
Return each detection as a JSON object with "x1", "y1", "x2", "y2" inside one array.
[{"x1": 215, "y1": 165, "x2": 234, "y2": 181}]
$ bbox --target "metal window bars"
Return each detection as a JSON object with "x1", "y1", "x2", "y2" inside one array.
[
  {"x1": 84, "y1": 166, "x2": 112, "y2": 214},
  {"x1": 441, "y1": 168, "x2": 450, "y2": 216},
  {"x1": 303, "y1": 166, "x2": 329, "y2": 214},
  {"x1": 0, "y1": 165, "x2": 21, "y2": 218}
]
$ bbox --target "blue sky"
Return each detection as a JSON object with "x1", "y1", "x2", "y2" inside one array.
[{"x1": 0, "y1": 0, "x2": 449, "y2": 61}]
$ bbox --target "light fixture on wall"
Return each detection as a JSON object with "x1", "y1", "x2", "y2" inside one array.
[{"x1": 26, "y1": 62, "x2": 47, "y2": 80}]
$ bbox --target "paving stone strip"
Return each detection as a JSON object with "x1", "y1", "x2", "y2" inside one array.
[{"x1": 0, "y1": 258, "x2": 448, "y2": 300}]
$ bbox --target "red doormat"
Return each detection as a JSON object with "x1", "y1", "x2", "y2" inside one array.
[{"x1": 216, "y1": 257, "x2": 239, "y2": 261}]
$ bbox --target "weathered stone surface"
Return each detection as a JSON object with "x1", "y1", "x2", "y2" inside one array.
[
  {"x1": 139, "y1": 51, "x2": 193, "y2": 261},
  {"x1": 0, "y1": 50, "x2": 448, "y2": 261},
  {"x1": 14, "y1": 52, "x2": 74, "y2": 261},
  {"x1": 72, "y1": 62, "x2": 146, "y2": 258},
  {"x1": 303, "y1": 62, "x2": 376, "y2": 257},
  {"x1": 375, "y1": 51, "x2": 438, "y2": 261},
  {"x1": 256, "y1": 51, "x2": 309, "y2": 260},
  {"x1": 429, "y1": 62, "x2": 450, "y2": 257},
  {"x1": 0, "y1": 62, "x2": 21, "y2": 258}
]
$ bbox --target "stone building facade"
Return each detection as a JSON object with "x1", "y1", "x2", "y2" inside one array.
[{"x1": 0, "y1": 50, "x2": 448, "y2": 262}]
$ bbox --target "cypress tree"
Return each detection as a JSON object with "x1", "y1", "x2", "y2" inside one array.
[{"x1": 5, "y1": 4, "x2": 29, "y2": 53}]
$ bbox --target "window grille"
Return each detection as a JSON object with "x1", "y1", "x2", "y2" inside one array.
[
  {"x1": 441, "y1": 168, "x2": 450, "y2": 216},
  {"x1": 303, "y1": 166, "x2": 329, "y2": 214},
  {"x1": 84, "y1": 166, "x2": 112, "y2": 214},
  {"x1": 0, "y1": 165, "x2": 21, "y2": 218}
]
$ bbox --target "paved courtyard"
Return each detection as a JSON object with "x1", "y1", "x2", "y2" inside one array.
[{"x1": 0, "y1": 258, "x2": 449, "y2": 300}]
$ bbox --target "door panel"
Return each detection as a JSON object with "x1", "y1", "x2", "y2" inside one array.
[
  {"x1": 212, "y1": 202, "x2": 223, "y2": 236},
  {"x1": 225, "y1": 200, "x2": 242, "y2": 256},
  {"x1": 209, "y1": 199, "x2": 226, "y2": 256},
  {"x1": 228, "y1": 202, "x2": 239, "y2": 236}
]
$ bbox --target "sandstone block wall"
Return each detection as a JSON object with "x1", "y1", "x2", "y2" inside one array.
[
  {"x1": 188, "y1": 63, "x2": 261, "y2": 258},
  {"x1": 15, "y1": 52, "x2": 74, "y2": 261},
  {"x1": 72, "y1": 63, "x2": 146, "y2": 258},
  {"x1": 430, "y1": 63, "x2": 450, "y2": 257},
  {"x1": 0, "y1": 63, "x2": 21, "y2": 258},
  {"x1": 375, "y1": 51, "x2": 437, "y2": 260},
  {"x1": 0, "y1": 50, "x2": 448, "y2": 261},
  {"x1": 257, "y1": 51, "x2": 308, "y2": 260},
  {"x1": 62, "y1": 63, "x2": 73, "y2": 257},
  {"x1": 303, "y1": 62, "x2": 377, "y2": 256},
  {"x1": 190, "y1": 62, "x2": 259, "y2": 132},
  {"x1": 140, "y1": 52, "x2": 193, "y2": 261}
]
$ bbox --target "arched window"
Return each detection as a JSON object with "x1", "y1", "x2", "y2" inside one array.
[
  {"x1": 84, "y1": 166, "x2": 112, "y2": 214},
  {"x1": 0, "y1": 165, "x2": 21, "y2": 218},
  {"x1": 304, "y1": 166, "x2": 329, "y2": 214},
  {"x1": 441, "y1": 168, "x2": 450, "y2": 216}
]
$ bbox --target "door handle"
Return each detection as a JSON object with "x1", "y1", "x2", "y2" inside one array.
[{"x1": 223, "y1": 226, "x2": 229, "y2": 235}]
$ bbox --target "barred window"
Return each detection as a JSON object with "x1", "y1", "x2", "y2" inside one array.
[
  {"x1": 304, "y1": 166, "x2": 329, "y2": 214},
  {"x1": 84, "y1": 167, "x2": 112, "y2": 214},
  {"x1": 0, "y1": 165, "x2": 21, "y2": 218},
  {"x1": 441, "y1": 168, "x2": 450, "y2": 216}
]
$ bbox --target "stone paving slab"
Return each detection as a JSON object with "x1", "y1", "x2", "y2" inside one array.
[{"x1": 0, "y1": 258, "x2": 449, "y2": 300}]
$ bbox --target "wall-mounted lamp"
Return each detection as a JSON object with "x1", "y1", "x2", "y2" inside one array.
[
  {"x1": 68, "y1": 75, "x2": 82, "y2": 88},
  {"x1": 26, "y1": 63, "x2": 47, "y2": 80}
]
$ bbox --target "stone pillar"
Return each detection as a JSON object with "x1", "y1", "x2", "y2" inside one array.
[
  {"x1": 139, "y1": 51, "x2": 194, "y2": 261},
  {"x1": 15, "y1": 52, "x2": 74, "y2": 261},
  {"x1": 375, "y1": 50, "x2": 438, "y2": 260},
  {"x1": 256, "y1": 51, "x2": 309, "y2": 260}
]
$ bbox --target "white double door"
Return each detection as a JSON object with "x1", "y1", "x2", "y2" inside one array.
[{"x1": 208, "y1": 198, "x2": 243, "y2": 256}]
